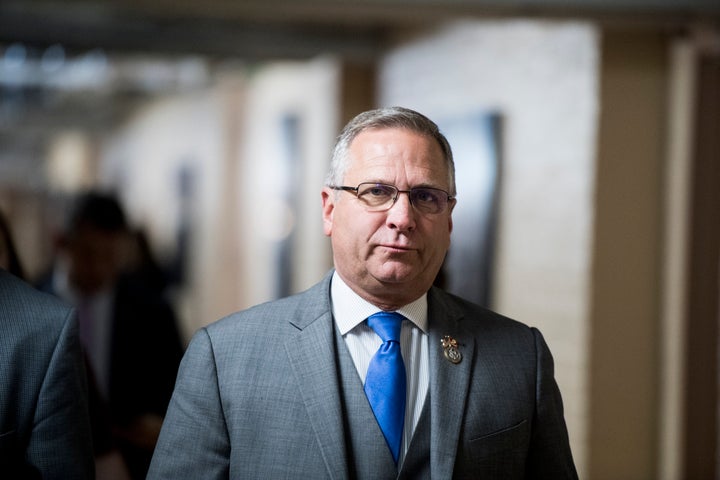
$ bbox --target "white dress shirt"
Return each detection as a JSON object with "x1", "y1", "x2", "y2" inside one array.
[
  {"x1": 52, "y1": 263, "x2": 115, "y2": 400},
  {"x1": 330, "y1": 272, "x2": 430, "y2": 465}
]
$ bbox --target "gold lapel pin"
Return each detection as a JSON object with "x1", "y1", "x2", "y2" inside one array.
[{"x1": 441, "y1": 335, "x2": 462, "y2": 364}]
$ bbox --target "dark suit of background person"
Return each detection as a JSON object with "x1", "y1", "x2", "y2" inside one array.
[
  {"x1": 0, "y1": 209, "x2": 25, "y2": 280},
  {"x1": 0, "y1": 268, "x2": 94, "y2": 479},
  {"x1": 36, "y1": 191, "x2": 184, "y2": 480},
  {"x1": 148, "y1": 107, "x2": 578, "y2": 479}
]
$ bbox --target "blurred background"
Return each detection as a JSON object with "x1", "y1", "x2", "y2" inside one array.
[{"x1": 1, "y1": 1, "x2": 718, "y2": 478}]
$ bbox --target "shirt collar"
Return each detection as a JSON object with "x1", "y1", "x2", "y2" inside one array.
[
  {"x1": 52, "y1": 259, "x2": 114, "y2": 305},
  {"x1": 330, "y1": 271, "x2": 428, "y2": 335}
]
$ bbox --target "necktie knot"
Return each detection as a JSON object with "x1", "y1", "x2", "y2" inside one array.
[{"x1": 367, "y1": 311, "x2": 404, "y2": 343}]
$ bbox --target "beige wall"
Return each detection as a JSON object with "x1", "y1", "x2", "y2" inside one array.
[
  {"x1": 588, "y1": 30, "x2": 668, "y2": 480},
  {"x1": 101, "y1": 58, "x2": 340, "y2": 340}
]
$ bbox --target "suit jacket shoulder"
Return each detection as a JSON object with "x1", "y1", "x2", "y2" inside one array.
[
  {"x1": 429, "y1": 286, "x2": 531, "y2": 332},
  {"x1": 205, "y1": 271, "x2": 333, "y2": 341},
  {"x1": 0, "y1": 269, "x2": 94, "y2": 479}
]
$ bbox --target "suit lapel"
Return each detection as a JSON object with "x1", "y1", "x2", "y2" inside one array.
[
  {"x1": 426, "y1": 289, "x2": 476, "y2": 478},
  {"x1": 284, "y1": 281, "x2": 349, "y2": 480}
]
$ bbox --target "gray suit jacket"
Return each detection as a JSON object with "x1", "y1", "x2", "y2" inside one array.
[
  {"x1": 149, "y1": 271, "x2": 577, "y2": 479},
  {"x1": 0, "y1": 269, "x2": 94, "y2": 479}
]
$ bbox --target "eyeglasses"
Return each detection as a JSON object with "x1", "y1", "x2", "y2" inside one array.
[{"x1": 329, "y1": 182, "x2": 455, "y2": 215}]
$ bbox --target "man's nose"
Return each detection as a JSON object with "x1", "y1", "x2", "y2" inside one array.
[{"x1": 386, "y1": 192, "x2": 416, "y2": 230}]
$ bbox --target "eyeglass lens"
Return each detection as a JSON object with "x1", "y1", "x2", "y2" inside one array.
[{"x1": 356, "y1": 183, "x2": 449, "y2": 214}]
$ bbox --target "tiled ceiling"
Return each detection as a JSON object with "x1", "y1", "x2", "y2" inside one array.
[
  {"x1": 0, "y1": 0, "x2": 717, "y2": 186},
  {"x1": 2, "y1": 0, "x2": 718, "y2": 58}
]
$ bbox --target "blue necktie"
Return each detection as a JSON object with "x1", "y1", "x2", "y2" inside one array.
[{"x1": 364, "y1": 311, "x2": 406, "y2": 464}]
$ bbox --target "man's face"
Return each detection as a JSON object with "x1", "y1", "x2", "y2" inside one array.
[
  {"x1": 64, "y1": 225, "x2": 125, "y2": 295},
  {"x1": 0, "y1": 234, "x2": 9, "y2": 272},
  {"x1": 322, "y1": 127, "x2": 454, "y2": 309}
]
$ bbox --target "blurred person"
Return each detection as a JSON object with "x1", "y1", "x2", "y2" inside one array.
[
  {"x1": 0, "y1": 208, "x2": 26, "y2": 279},
  {"x1": 122, "y1": 227, "x2": 171, "y2": 297},
  {"x1": 148, "y1": 107, "x2": 577, "y2": 479},
  {"x1": 36, "y1": 190, "x2": 184, "y2": 479},
  {"x1": 0, "y1": 268, "x2": 94, "y2": 478}
]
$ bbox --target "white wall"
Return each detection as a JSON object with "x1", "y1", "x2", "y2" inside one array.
[
  {"x1": 100, "y1": 57, "x2": 340, "y2": 340},
  {"x1": 101, "y1": 84, "x2": 228, "y2": 339},
  {"x1": 379, "y1": 19, "x2": 599, "y2": 475},
  {"x1": 238, "y1": 57, "x2": 339, "y2": 307}
]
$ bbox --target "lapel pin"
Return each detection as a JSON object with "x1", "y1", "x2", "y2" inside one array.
[{"x1": 441, "y1": 335, "x2": 462, "y2": 364}]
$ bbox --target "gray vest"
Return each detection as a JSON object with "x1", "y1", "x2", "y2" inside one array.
[{"x1": 334, "y1": 326, "x2": 432, "y2": 480}]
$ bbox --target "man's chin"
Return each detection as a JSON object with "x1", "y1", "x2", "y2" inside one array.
[{"x1": 370, "y1": 266, "x2": 428, "y2": 290}]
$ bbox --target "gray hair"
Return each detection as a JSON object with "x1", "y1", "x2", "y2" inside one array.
[{"x1": 325, "y1": 107, "x2": 456, "y2": 196}]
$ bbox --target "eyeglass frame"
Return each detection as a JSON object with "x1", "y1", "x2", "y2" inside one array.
[{"x1": 328, "y1": 182, "x2": 456, "y2": 215}]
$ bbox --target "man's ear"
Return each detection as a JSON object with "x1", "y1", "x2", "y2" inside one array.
[
  {"x1": 321, "y1": 188, "x2": 334, "y2": 237},
  {"x1": 447, "y1": 199, "x2": 456, "y2": 234}
]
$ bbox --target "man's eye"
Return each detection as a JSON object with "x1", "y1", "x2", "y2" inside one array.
[
  {"x1": 414, "y1": 189, "x2": 438, "y2": 203},
  {"x1": 367, "y1": 187, "x2": 392, "y2": 197}
]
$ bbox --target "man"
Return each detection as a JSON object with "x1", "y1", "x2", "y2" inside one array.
[
  {"x1": 0, "y1": 268, "x2": 94, "y2": 478},
  {"x1": 38, "y1": 191, "x2": 184, "y2": 479},
  {"x1": 0, "y1": 209, "x2": 25, "y2": 279},
  {"x1": 148, "y1": 107, "x2": 577, "y2": 479}
]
